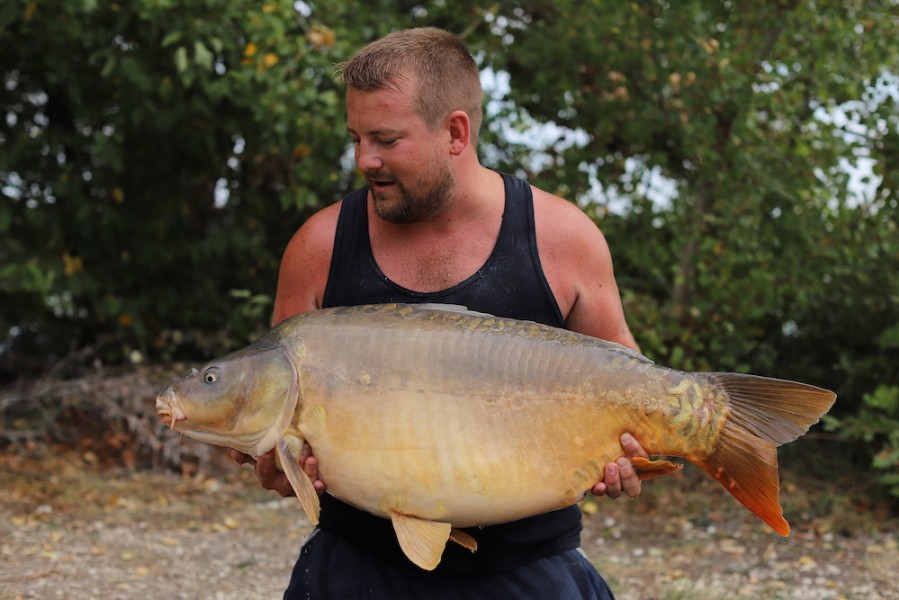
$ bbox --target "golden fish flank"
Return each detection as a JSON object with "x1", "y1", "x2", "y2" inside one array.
[{"x1": 156, "y1": 302, "x2": 836, "y2": 572}]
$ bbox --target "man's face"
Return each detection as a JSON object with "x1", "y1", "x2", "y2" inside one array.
[{"x1": 346, "y1": 77, "x2": 454, "y2": 224}]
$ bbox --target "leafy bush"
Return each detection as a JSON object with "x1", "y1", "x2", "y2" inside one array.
[
  {"x1": 0, "y1": 0, "x2": 363, "y2": 379},
  {"x1": 825, "y1": 385, "x2": 899, "y2": 500}
]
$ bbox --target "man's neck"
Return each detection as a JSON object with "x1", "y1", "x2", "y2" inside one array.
[{"x1": 366, "y1": 166, "x2": 506, "y2": 292}]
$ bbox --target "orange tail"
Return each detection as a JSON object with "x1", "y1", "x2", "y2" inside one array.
[{"x1": 695, "y1": 373, "x2": 836, "y2": 535}]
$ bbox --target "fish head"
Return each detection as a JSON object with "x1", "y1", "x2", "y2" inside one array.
[{"x1": 155, "y1": 339, "x2": 300, "y2": 456}]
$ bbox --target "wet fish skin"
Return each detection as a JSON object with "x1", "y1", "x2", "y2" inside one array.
[{"x1": 156, "y1": 303, "x2": 836, "y2": 570}]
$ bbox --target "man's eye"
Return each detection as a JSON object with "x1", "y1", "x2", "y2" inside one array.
[{"x1": 378, "y1": 138, "x2": 397, "y2": 146}]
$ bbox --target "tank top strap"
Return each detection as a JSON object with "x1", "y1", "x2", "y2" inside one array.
[
  {"x1": 496, "y1": 173, "x2": 532, "y2": 240},
  {"x1": 322, "y1": 187, "x2": 369, "y2": 307},
  {"x1": 483, "y1": 173, "x2": 565, "y2": 327}
]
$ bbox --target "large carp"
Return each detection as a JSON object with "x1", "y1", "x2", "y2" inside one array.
[{"x1": 155, "y1": 303, "x2": 835, "y2": 570}]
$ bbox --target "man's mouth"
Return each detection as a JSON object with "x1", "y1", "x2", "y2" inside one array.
[
  {"x1": 370, "y1": 179, "x2": 395, "y2": 190},
  {"x1": 365, "y1": 170, "x2": 396, "y2": 190}
]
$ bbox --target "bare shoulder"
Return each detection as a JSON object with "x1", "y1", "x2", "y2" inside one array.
[
  {"x1": 532, "y1": 187, "x2": 596, "y2": 224},
  {"x1": 531, "y1": 187, "x2": 612, "y2": 277},
  {"x1": 288, "y1": 201, "x2": 342, "y2": 254},
  {"x1": 272, "y1": 201, "x2": 342, "y2": 324},
  {"x1": 531, "y1": 186, "x2": 638, "y2": 349},
  {"x1": 531, "y1": 187, "x2": 609, "y2": 251}
]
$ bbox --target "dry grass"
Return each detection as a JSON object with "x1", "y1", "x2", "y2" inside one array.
[{"x1": 1, "y1": 447, "x2": 897, "y2": 600}]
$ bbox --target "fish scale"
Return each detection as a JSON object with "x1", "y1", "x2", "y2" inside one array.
[{"x1": 156, "y1": 302, "x2": 836, "y2": 571}]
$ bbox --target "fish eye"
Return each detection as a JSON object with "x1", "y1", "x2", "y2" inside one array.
[{"x1": 203, "y1": 368, "x2": 219, "y2": 384}]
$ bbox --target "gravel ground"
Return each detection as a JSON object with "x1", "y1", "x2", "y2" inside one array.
[{"x1": 2, "y1": 448, "x2": 897, "y2": 600}]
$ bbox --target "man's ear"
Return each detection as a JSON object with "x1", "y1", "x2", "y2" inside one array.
[{"x1": 446, "y1": 110, "x2": 471, "y2": 155}]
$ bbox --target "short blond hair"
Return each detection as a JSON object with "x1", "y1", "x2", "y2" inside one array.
[{"x1": 337, "y1": 27, "x2": 484, "y2": 140}]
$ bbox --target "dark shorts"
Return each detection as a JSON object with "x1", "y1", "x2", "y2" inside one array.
[{"x1": 283, "y1": 528, "x2": 616, "y2": 600}]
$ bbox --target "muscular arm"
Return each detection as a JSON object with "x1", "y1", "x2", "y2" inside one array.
[
  {"x1": 271, "y1": 202, "x2": 342, "y2": 324},
  {"x1": 533, "y1": 188, "x2": 646, "y2": 498},
  {"x1": 533, "y1": 188, "x2": 638, "y2": 350}
]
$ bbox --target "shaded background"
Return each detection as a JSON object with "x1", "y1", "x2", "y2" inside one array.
[{"x1": 2, "y1": 0, "x2": 898, "y2": 513}]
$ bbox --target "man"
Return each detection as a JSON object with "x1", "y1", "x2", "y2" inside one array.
[{"x1": 233, "y1": 27, "x2": 648, "y2": 599}]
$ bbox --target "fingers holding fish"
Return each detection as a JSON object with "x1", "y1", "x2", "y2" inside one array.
[
  {"x1": 619, "y1": 433, "x2": 649, "y2": 460},
  {"x1": 255, "y1": 450, "x2": 297, "y2": 498},
  {"x1": 591, "y1": 433, "x2": 647, "y2": 499},
  {"x1": 233, "y1": 445, "x2": 325, "y2": 497},
  {"x1": 599, "y1": 461, "x2": 626, "y2": 500},
  {"x1": 615, "y1": 457, "x2": 641, "y2": 499},
  {"x1": 300, "y1": 442, "x2": 327, "y2": 495},
  {"x1": 618, "y1": 432, "x2": 649, "y2": 499}
]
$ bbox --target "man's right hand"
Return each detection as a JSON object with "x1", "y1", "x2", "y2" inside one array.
[{"x1": 230, "y1": 443, "x2": 326, "y2": 497}]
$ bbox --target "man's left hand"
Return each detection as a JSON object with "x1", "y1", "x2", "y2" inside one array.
[{"x1": 591, "y1": 433, "x2": 648, "y2": 499}]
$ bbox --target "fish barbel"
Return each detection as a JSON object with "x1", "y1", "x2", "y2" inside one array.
[{"x1": 155, "y1": 303, "x2": 835, "y2": 570}]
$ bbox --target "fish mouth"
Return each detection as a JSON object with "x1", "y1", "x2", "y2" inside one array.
[{"x1": 155, "y1": 386, "x2": 187, "y2": 430}]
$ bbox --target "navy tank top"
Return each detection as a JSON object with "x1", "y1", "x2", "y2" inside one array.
[{"x1": 319, "y1": 172, "x2": 583, "y2": 572}]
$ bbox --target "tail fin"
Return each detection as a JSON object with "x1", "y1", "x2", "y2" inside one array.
[{"x1": 696, "y1": 373, "x2": 836, "y2": 535}]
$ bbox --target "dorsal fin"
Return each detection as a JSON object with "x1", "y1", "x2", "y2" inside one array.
[{"x1": 415, "y1": 303, "x2": 493, "y2": 318}]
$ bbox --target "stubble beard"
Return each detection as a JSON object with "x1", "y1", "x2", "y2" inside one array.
[{"x1": 369, "y1": 163, "x2": 454, "y2": 225}]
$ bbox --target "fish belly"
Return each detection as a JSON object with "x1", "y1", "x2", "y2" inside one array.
[{"x1": 288, "y1": 308, "x2": 674, "y2": 527}]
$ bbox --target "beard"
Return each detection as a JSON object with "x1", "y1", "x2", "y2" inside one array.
[{"x1": 367, "y1": 162, "x2": 454, "y2": 225}]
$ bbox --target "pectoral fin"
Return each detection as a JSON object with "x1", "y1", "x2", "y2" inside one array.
[
  {"x1": 276, "y1": 437, "x2": 320, "y2": 525},
  {"x1": 389, "y1": 511, "x2": 452, "y2": 571},
  {"x1": 632, "y1": 456, "x2": 682, "y2": 481}
]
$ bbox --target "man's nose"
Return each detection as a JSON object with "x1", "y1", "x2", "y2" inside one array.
[{"x1": 355, "y1": 140, "x2": 383, "y2": 171}]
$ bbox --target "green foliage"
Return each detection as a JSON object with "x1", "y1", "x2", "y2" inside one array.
[
  {"x1": 825, "y1": 385, "x2": 899, "y2": 498},
  {"x1": 463, "y1": 0, "x2": 899, "y2": 371},
  {"x1": 0, "y1": 0, "x2": 424, "y2": 378}
]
